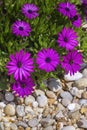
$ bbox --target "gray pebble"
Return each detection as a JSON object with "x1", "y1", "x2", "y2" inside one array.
[
  {"x1": 82, "y1": 68, "x2": 87, "y2": 78},
  {"x1": 17, "y1": 121, "x2": 28, "y2": 128},
  {"x1": 47, "y1": 78, "x2": 62, "y2": 92},
  {"x1": 16, "y1": 105, "x2": 25, "y2": 117},
  {"x1": 37, "y1": 95, "x2": 48, "y2": 107},
  {"x1": 41, "y1": 117, "x2": 55, "y2": 127},
  {"x1": 77, "y1": 119, "x2": 87, "y2": 128},
  {"x1": 62, "y1": 98, "x2": 71, "y2": 107},
  {"x1": 28, "y1": 118, "x2": 39, "y2": 127},
  {"x1": 10, "y1": 123, "x2": 18, "y2": 130},
  {"x1": 44, "y1": 126, "x2": 53, "y2": 130},
  {"x1": 61, "y1": 126, "x2": 75, "y2": 130},
  {"x1": 5, "y1": 92, "x2": 14, "y2": 102},
  {"x1": 46, "y1": 90, "x2": 56, "y2": 99},
  {"x1": 73, "y1": 78, "x2": 87, "y2": 89},
  {"x1": 60, "y1": 91, "x2": 73, "y2": 101}
]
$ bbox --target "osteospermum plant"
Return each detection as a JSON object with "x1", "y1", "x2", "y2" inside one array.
[{"x1": 1, "y1": 0, "x2": 86, "y2": 97}]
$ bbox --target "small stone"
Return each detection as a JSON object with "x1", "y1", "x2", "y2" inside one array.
[
  {"x1": 61, "y1": 126, "x2": 75, "y2": 130},
  {"x1": 5, "y1": 92, "x2": 14, "y2": 102},
  {"x1": 17, "y1": 121, "x2": 28, "y2": 128},
  {"x1": 64, "y1": 71, "x2": 83, "y2": 81},
  {"x1": 73, "y1": 78, "x2": 87, "y2": 89},
  {"x1": 67, "y1": 103, "x2": 80, "y2": 111},
  {"x1": 55, "y1": 111, "x2": 64, "y2": 120},
  {"x1": 32, "y1": 101, "x2": 38, "y2": 108},
  {"x1": 37, "y1": 95, "x2": 48, "y2": 107},
  {"x1": 80, "y1": 63, "x2": 87, "y2": 70},
  {"x1": 40, "y1": 117, "x2": 55, "y2": 127},
  {"x1": 69, "y1": 110, "x2": 80, "y2": 120},
  {"x1": 25, "y1": 127, "x2": 31, "y2": 130},
  {"x1": 77, "y1": 119, "x2": 87, "y2": 128},
  {"x1": 0, "y1": 102, "x2": 6, "y2": 108},
  {"x1": 18, "y1": 126, "x2": 24, "y2": 130},
  {"x1": 25, "y1": 106, "x2": 34, "y2": 114},
  {"x1": 10, "y1": 123, "x2": 18, "y2": 130},
  {"x1": 62, "y1": 98, "x2": 71, "y2": 107},
  {"x1": 31, "y1": 127, "x2": 37, "y2": 130},
  {"x1": 82, "y1": 68, "x2": 87, "y2": 78},
  {"x1": 0, "y1": 122, "x2": 4, "y2": 130},
  {"x1": 34, "y1": 89, "x2": 45, "y2": 96},
  {"x1": 28, "y1": 118, "x2": 39, "y2": 127},
  {"x1": 25, "y1": 95, "x2": 35, "y2": 105},
  {"x1": 47, "y1": 78, "x2": 62, "y2": 92},
  {"x1": 44, "y1": 126, "x2": 53, "y2": 130},
  {"x1": 70, "y1": 87, "x2": 83, "y2": 98},
  {"x1": 60, "y1": 91, "x2": 73, "y2": 101},
  {"x1": 16, "y1": 105, "x2": 25, "y2": 117},
  {"x1": 4, "y1": 104, "x2": 15, "y2": 116},
  {"x1": 0, "y1": 110, "x2": 2, "y2": 121},
  {"x1": 80, "y1": 105, "x2": 87, "y2": 114},
  {"x1": 82, "y1": 91, "x2": 87, "y2": 99},
  {"x1": 79, "y1": 99, "x2": 87, "y2": 106},
  {"x1": 46, "y1": 90, "x2": 56, "y2": 99}
]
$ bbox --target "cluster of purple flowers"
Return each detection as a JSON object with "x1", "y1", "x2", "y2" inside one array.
[
  {"x1": 6, "y1": 2, "x2": 83, "y2": 97},
  {"x1": 58, "y1": 1, "x2": 82, "y2": 28},
  {"x1": 12, "y1": 3, "x2": 39, "y2": 37}
]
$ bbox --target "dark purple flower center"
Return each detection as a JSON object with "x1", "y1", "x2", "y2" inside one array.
[
  {"x1": 17, "y1": 61, "x2": 22, "y2": 68},
  {"x1": 21, "y1": 83, "x2": 26, "y2": 88},
  {"x1": 45, "y1": 57, "x2": 51, "y2": 63},
  {"x1": 71, "y1": 15, "x2": 78, "y2": 22},
  {"x1": 69, "y1": 60, "x2": 73, "y2": 65},
  {"x1": 19, "y1": 26, "x2": 24, "y2": 31},
  {"x1": 65, "y1": 7, "x2": 70, "y2": 11},
  {"x1": 64, "y1": 37, "x2": 68, "y2": 42},
  {"x1": 28, "y1": 9, "x2": 32, "y2": 13}
]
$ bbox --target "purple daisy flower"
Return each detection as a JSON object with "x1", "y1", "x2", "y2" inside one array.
[
  {"x1": 57, "y1": 27, "x2": 78, "y2": 50},
  {"x1": 6, "y1": 50, "x2": 34, "y2": 81},
  {"x1": 61, "y1": 50, "x2": 83, "y2": 75},
  {"x1": 36, "y1": 48, "x2": 60, "y2": 72},
  {"x1": 22, "y1": 3, "x2": 39, "y2": 19},
  {"x1": 12, "y1": 20, "x2": 32, "y2": 37},
  {"x1": 81, "y1": 0, "x2": 87, "y2": 4},
  {"x1": 58, "y1": 2, "x2": 77, "y2": 18},
  {"x1": 70, "y1": 14, "x2": 82, "y2": 28},
  {"x1": 12, "y1": 77, "x2": 35, "y2": 97}
]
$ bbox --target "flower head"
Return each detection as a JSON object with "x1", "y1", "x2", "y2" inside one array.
[
  {"x1": 57, "y1": 27, "x2": 78, "y2": 50},
  {"x1": 58, "y1": 2, "x2": 77, "y2": 18},
  {"x1": 36, "y1": 48, "x2": 60, "y2": 72},
  {"x1": 12, "y1": 77, "x2": 35, "y2": 97},
  {"x1": 81, "y1": 0, "x2": 87, "y2": 5},
  {"x1": 12, "y1": 20, "x2": 31, "y2": 37},
  {"x1": 22, "y1": 3, "x2": 39, "y2": 19},
  {"x1": 61, "y1": 50, "x2": 83, "y2": 75},
  {"x1": 6, "y1": 50, "x2": 34, "y2": 81},
  {"x1": 70, "y1": 14, "x2": 82, "y2": 28}
]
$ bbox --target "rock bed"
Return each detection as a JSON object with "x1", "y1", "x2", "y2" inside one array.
[{"x1": 0, "y1": 65, "x2": 87, "y2": 130}]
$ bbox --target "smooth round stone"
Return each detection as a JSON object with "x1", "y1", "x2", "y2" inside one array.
[
  {"x1": 60, "y1": 91, "x2": 73, "y2": 101},
  {"x1": 46, "y1": 91, "x2": 56, "y2": 99},
  {"x1": 10, "y1": 123, "x2": 18, "y2": 130},
  {"x1": 82, "y1": 91, "x2": 87, "y2": 99},
  {"x1": 73, "y1": 78, "x2": 87, "y2": 89},
  {"x1": 25, "y1": 95, "x2": 35, "y2": 105},
  {"x1": 16, "y1": 105, "x2": 25, "y2": 117},
  {"x1": 61, "y1": 126, "x2": 75, "y2": 130},
  {"x1": 31, "y1": 127, "x2": 37, "y2": 130},
  {"x1": 5, "y1": 92, "x2": 14, "y2": 102},
  {"x1": 79, "y1": 99, "x2": 87, "y2": 105},
  {"x1": 37, "y1": 95, "x2": 48, "y2": 107},
  {"x1": 47, "y1": 78, "x2": 62, "y2": 92},
  {"x1": 64, "y1": 71, "x2": 83, "y2": 81},
  {"x1": 4, "y1": 104, "x2": 15, "y2": 116},
  {"x1": 28, "y1": 118, "x2": 39, "y2": 127},
  {"x1": 44, "y1": 126, "x2": 53, "y2": 130},
  {"x1": 25, "y1": 106, "x2": 34, "y2": 114},
  {"x1": 62, "y1": 98, "x2": 71, "y2": 107},
  {"x1": 0, "y1": 102, "x2": 6, "y2": 108},
  {"x1": 34, "y1": 89, "x2": 45, "y2": 96},
  {"x1": 17, "y1": 121, "x2": 28, "y2": 128},
  {"x1": 80, "y1": 63, "x2": 87, "y2": 70},
  {"x1": 70, "y1": 87, "x2": 83, "y2": 98},
  {"x1": 67, "y1": 103, "x2": 80, "y2": 111},
  {"x1": 41, "y1": 117, "x2": 55, "y2": 127},
  {"x1": 32, "y1": 101, "x2": 38, "y2": 108}
]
